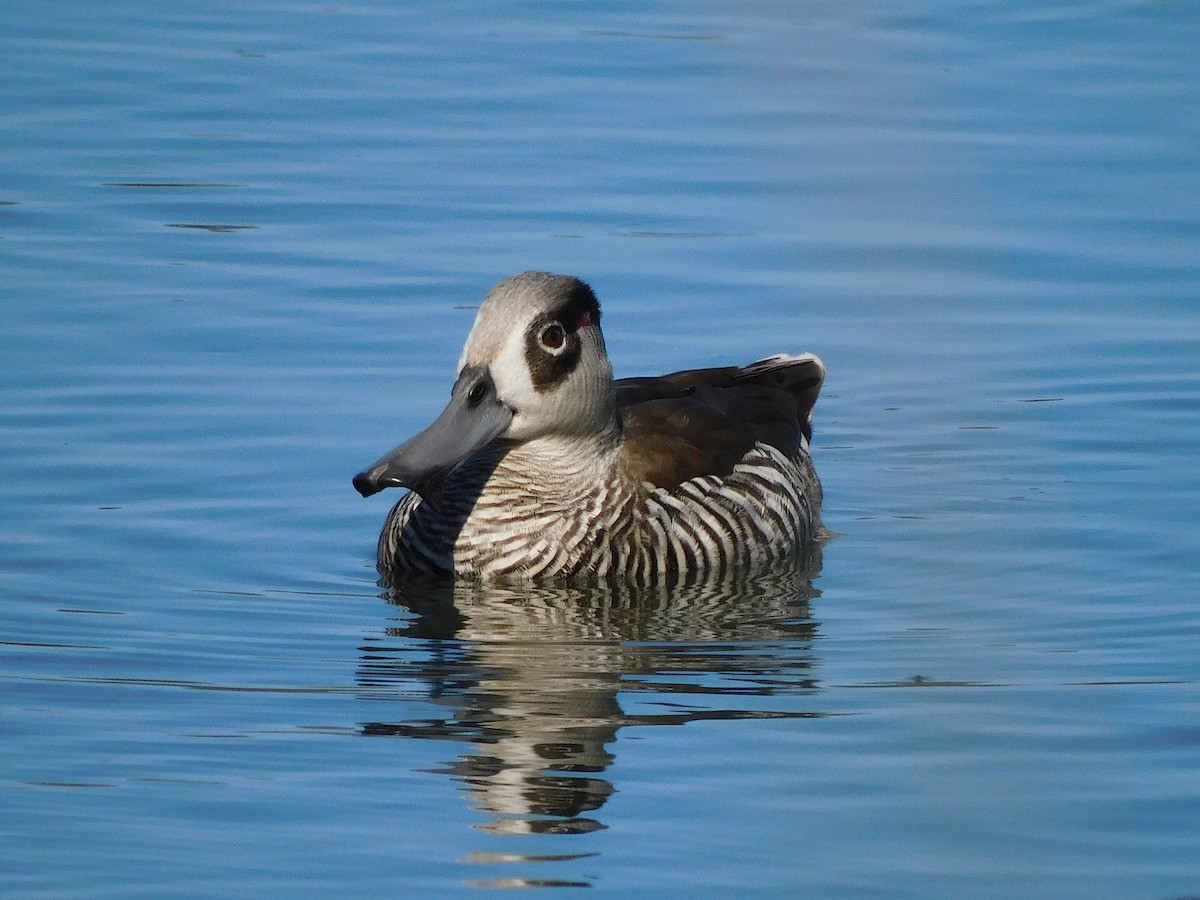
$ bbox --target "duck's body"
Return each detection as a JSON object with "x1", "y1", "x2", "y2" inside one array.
[{"x1": 354, "y1": 273, "x2": 824, "y2": 583}]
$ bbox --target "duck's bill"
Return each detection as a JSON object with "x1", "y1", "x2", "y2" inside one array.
[{"x1": 352, "y1": 368, "x2": 512, "y2": 509}]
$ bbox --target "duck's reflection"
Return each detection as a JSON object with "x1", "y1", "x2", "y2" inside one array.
[{"x1": 356, "y1": 546, "x2": 823, "y2": 838}]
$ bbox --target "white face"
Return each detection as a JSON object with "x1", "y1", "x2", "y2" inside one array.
[{"x1": 481, "y1": 323, "x2": 541, "y2": 439}]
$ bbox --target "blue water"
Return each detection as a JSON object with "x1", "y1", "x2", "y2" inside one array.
[{"x1": 3, "y1": 1, "x2": 1199, "y2": 896}]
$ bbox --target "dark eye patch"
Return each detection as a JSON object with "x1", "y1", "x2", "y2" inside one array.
[{"x1": 525, "y1": 315, "x2": 581, "y2": 392}]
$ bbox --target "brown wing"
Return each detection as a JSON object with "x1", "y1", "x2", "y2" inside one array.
[{"x1": 616, "y1": 353, "x2": 824, "y2": 490}]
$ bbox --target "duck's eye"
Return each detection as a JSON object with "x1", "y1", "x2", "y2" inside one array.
[
  {"x1": 467, "y1": 381, "x2": 487, "y2": 406},
  {"x1": 538, "y1": 322, "x2": 566, "y2": 352}
]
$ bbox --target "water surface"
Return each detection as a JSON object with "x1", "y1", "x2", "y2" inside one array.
[{"x1": 3, "y1": 1, "x2": 1199, "y2": 896}]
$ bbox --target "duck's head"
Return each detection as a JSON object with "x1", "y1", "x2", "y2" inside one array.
[{"x1": 353, "y1": 272, "x2": 615, "y2": 506}]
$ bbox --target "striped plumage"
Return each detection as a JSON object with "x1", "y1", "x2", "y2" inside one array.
[{"x1": 354, "y1": 272, "x2": 825, "y2": 584}]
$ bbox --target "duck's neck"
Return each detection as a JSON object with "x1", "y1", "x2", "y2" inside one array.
[{"x1": 494, "y1": 425, "x2": 624, "y2": 500}]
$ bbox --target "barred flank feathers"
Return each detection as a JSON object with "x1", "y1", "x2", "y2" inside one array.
[{"x1": 378, "y1": 442, "x2": 819, "y2": 584}]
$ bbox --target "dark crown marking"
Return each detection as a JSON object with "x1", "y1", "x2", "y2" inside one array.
[{"x1": 550, "y1": 277, "x2": 601, "y2": 332}]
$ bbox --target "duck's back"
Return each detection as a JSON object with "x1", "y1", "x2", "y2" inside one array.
[
  {"x1": 608, "y1": 353, "x2": 825, "y2": 581},
  {"x1": 615, "y1": 353, "x2": 823, "y2": 489}
]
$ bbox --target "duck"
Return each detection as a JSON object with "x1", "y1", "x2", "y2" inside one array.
[{"x1": 353, "y1": 272, "x2": 825, "y2": 583}]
